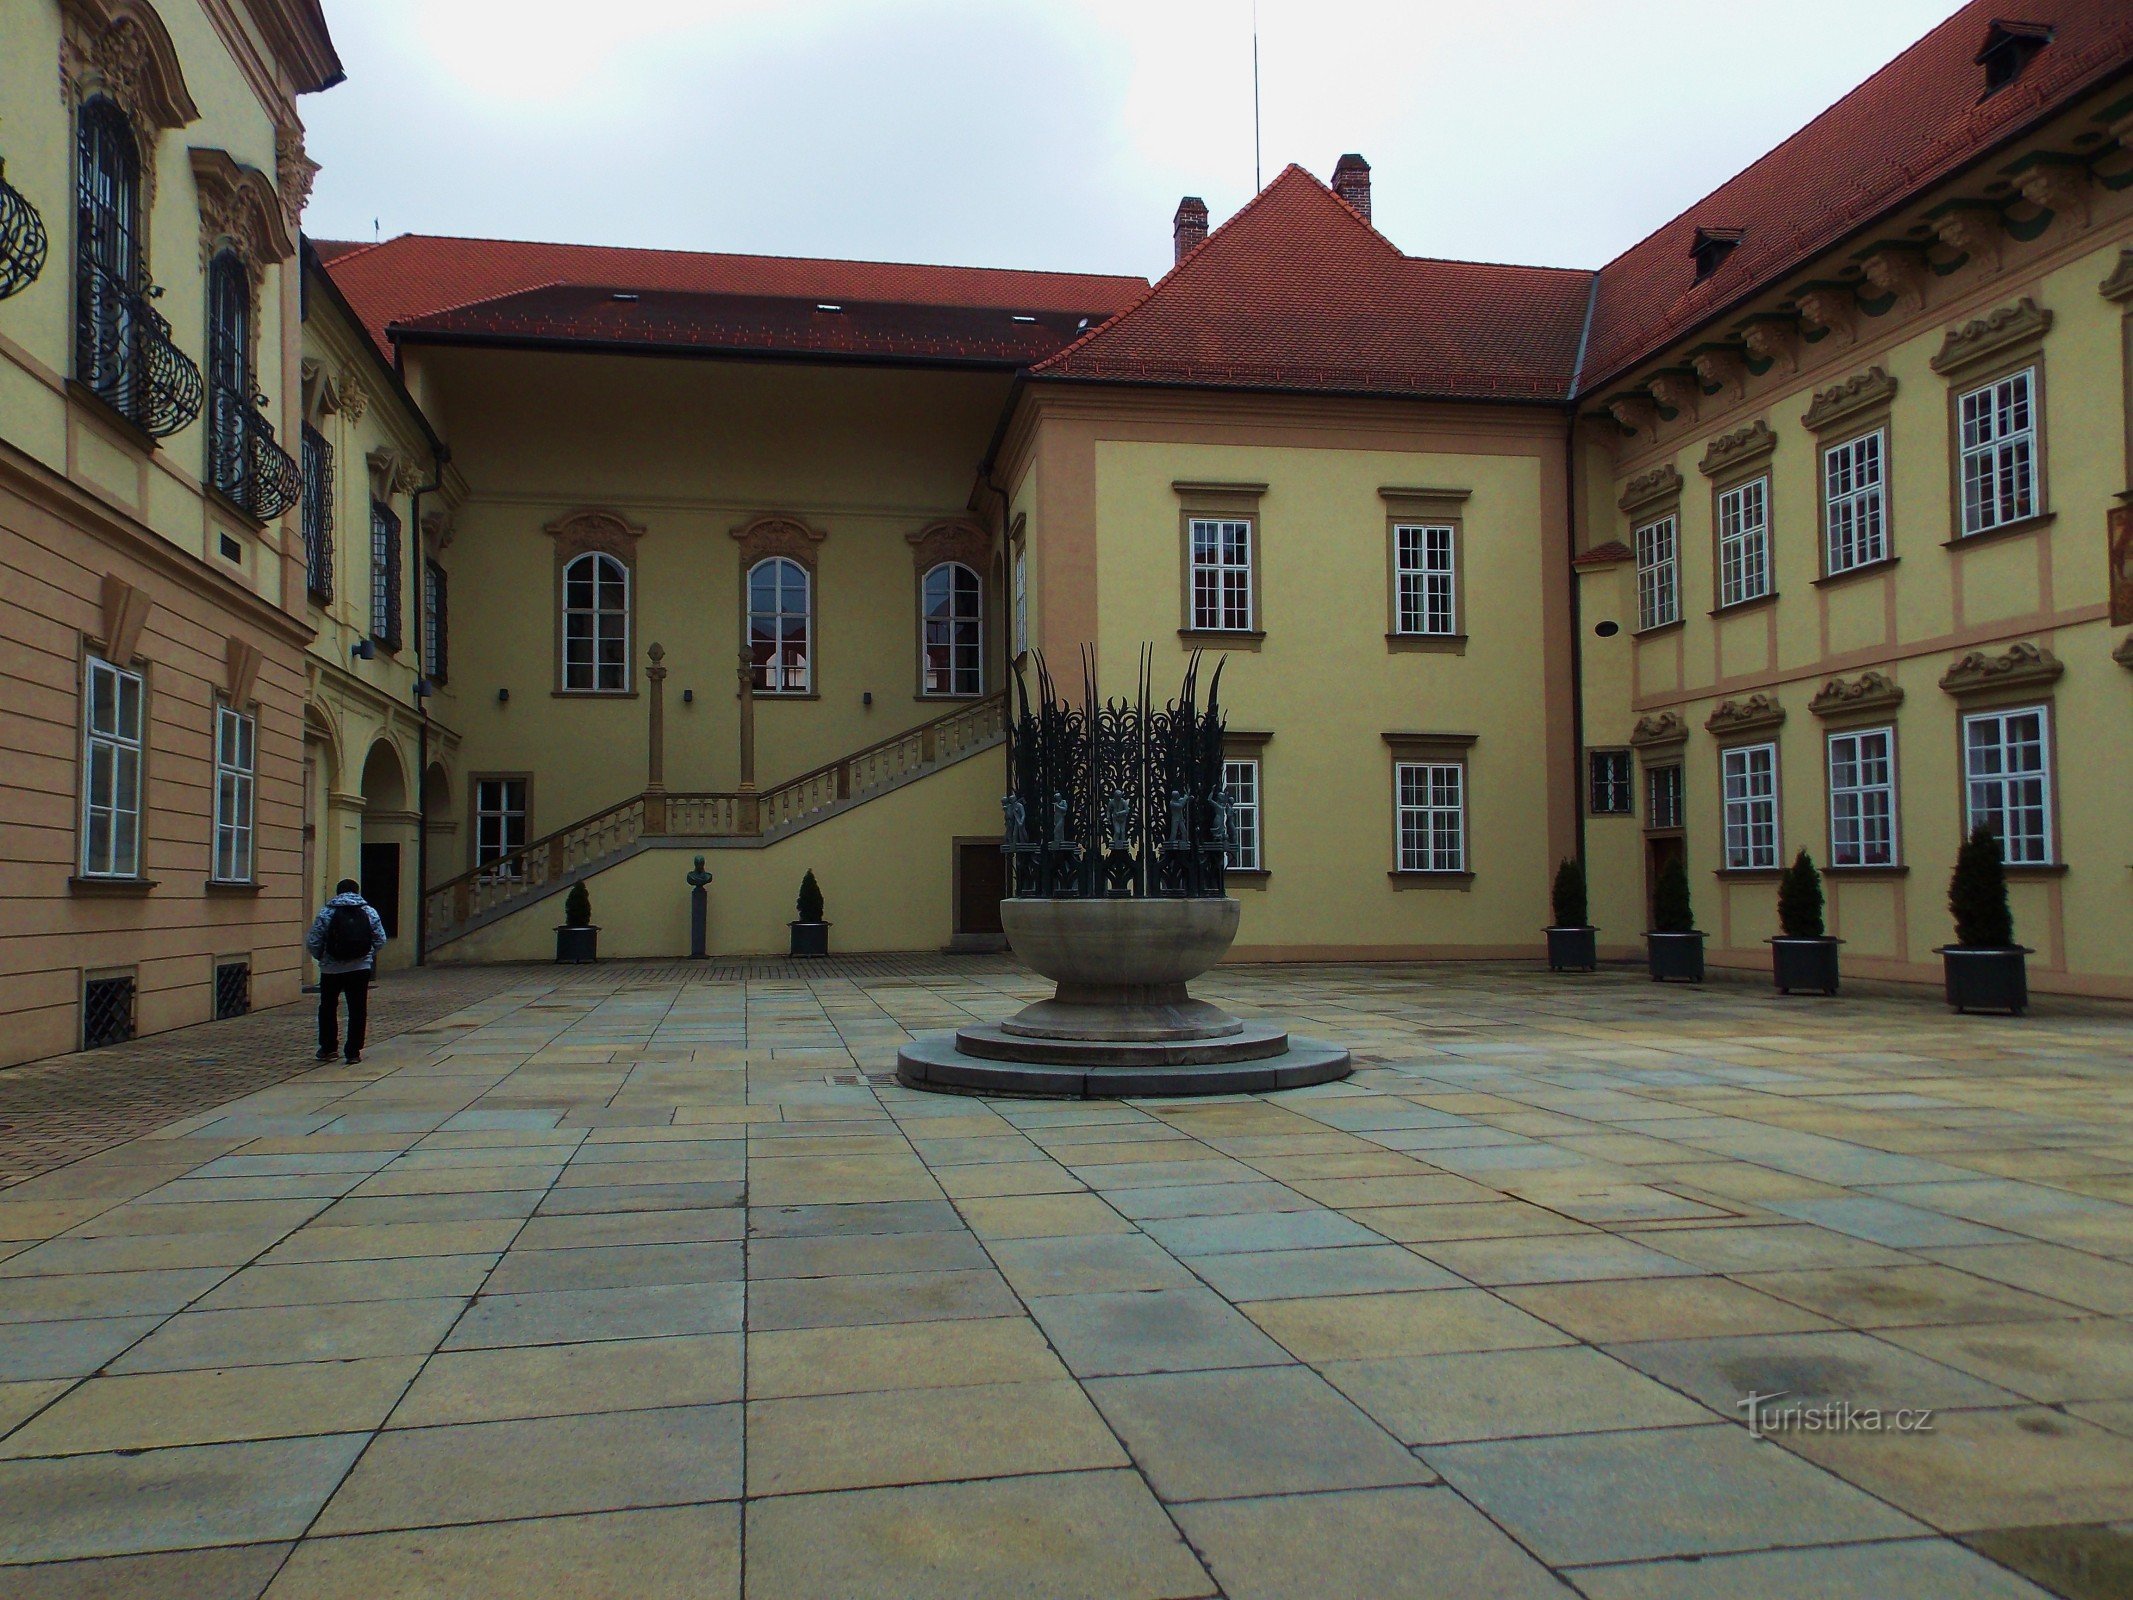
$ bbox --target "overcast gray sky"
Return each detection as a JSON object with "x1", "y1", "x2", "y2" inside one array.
[{"x1": 303, "y1": 0, "x2": 1968, "y2": 280}]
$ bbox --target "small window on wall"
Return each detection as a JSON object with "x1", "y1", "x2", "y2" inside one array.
[
  {"x1": 1828, "y1": 727, "x2": 1897, "y2": 867},
  {"x1": 1395, "y1": 761, "x2": 1466, "y2": 873},
  {"x1": 1635, "y1": 515, "x2": 1679, "y2": 630},
  {"x1": 1188, "y1": 517, "x2": 1254, "y2": 631},
  {"x1": 1011, "y1": 545, "x2": 1029, "y2": 658},
  {"x1": 1963, "y1": 706, "x2": 2052, "y2": 865},
  {"x1": 1588, "y1": 750, "x2": 1633, "y2": 815},
  {"x1": 1721, "y1": 742, "x2": 1779, "y2": 869},
  {"x1": 921, "y1": 561, "x2": 982, "y2": 696},
  {"x1": 1957, "y1": 369, "x2": 2038, "y2": 536},
  {"x1": 1392, "y1": 523, "x2": 1457, "y2": 636},
  {"x1": 82, "y1": 655, "x2": 145, "y2": 878},
  {"x1": 1645, "y1": 763, "x2": 1683, "y2": 832},
  {"x1": 474, "y1": 777, "x2": 528, "y2": 876},
  {"x1": 1222, "y1": 757, "x2": 1261, "y2": 871},
  {"x1": 749, "y1": 557, "x2": 811, "y2": 693},
  {"x1": 211, "y1": 704, "x2": 257, "y2": 883}
]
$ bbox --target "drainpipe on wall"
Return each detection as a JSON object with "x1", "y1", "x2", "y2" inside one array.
[
  {"x1": 1564, "y1": 274, "x2": 1601, "y2": 876},
  {"x1": 408, "y1": 442, "x2": 451, "y2": 966}
]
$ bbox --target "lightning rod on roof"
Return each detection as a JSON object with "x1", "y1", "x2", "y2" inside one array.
[{"x1": 1252, "y1": 0, "x2": 1262, "y2": 192}]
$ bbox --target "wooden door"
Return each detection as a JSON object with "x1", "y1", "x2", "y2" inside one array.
[{"x1": 957, "y1": 839, "x2": 1006, "y2": 937}]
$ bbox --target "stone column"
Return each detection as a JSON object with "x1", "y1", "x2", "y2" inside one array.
[{"x1": 644, "y1": 642, "x2": 667, "y2": 834}]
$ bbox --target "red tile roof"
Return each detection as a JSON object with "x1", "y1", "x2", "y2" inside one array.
[
  {"x1": 388, "y1": 282, "x2": 1106, "y2": 367},
  {"x1": 1583, "y1": 0, "x2": 2133, "y2": 390},
  {"x1": 1571, "y1": 540, "x2": 1633, "y2": 569},
  {"x1": 1032, "y1": 166, "x2": 1595, "y2": 402},
  {"x1": 319, "y1": 233, "x2": 1146, "y2": 364}
]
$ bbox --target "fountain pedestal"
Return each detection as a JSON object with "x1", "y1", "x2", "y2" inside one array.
[{"x1": 897, "y1": 898, "x2": 1352, "y2": 1098}]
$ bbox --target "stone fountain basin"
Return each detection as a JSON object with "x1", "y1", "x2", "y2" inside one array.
[{"x1": 999, "y1": 896, "x2": 1242, "y2": 1041}]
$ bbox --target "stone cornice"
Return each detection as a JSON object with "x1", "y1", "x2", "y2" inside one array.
[
  {"x1": 1858, "y1": 242, "x2": 1929, "y2": 311},
  {"x1": 1809, "y1": 669, "x2": 1904, "y2": 718},
  {"x1": 1617, "y1": 464, "x2": 1683, "y2": 518},
  {"x1": 1801, "y1": 367, "x2": 1898, "y2": 434},
  {"x1": 1736, "y1": 314, "x2": 1800, "y2": 374},
  {"x1": 1930, "y1": 296, "x2": 2053, "y2": 379},
  {"x1": 1927, "y1": 200, "x2": 2005, "y2": 272},
  {"x1": 1698, "y1": 419, "x2": 1776, "y2": 480},
  {"x1": 1630, "y1": 710, "x2": 1689, "y2": 749},
  {"x1": 1687, "y1": 344, "x2": 1747, "y2": 400},
  {"x1": 1705, "y1": 693, "x2": 1786, "y2": 737},
  {"x1": 1646, "y1": 370, "x2": 1701, "y2": 423},
  {"x1": 1794, "y1": 282, "x2": 1858, "y2": 343},
  {"x1": 1939, "y1": 641, "x2": 2062, "y2": 697}
]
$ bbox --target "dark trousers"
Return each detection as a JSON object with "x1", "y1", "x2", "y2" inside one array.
[{"x1": 318, "y1": 970, "x2": 371, "y2": 1056}]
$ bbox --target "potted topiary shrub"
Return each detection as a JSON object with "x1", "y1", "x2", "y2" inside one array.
[
  {"x1": 1545, "y1": 857, "x2": 1597, "y2": 972},
  {"x1": 1644, "y1": 857, "x2": 1704, "y2": 982},
  {"x1": 1940, "y1": 825, "x2": 2028, "y2": 1015},
  {"x1": 556, "y1": 881, "x2": 598, "y2": 964},
  {"x1": 789, "y1": 869, "x2": 830, "y2": 957},
  {"x1": 1770, "y1": 849, "x2": 1841, "y2": 995}
]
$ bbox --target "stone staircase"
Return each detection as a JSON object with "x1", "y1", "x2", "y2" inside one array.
[{"x1": 422, "y1": 692, "x2": 1005, "y2": 950}]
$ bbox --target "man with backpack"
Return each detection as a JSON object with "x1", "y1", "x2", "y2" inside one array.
[{"x1": 305, "y1": 879, "x2": 388, "y2": 1064}]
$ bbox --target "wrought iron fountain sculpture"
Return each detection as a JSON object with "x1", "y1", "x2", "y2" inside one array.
[{"x1": 898, "y1": 648, "x2": 1350, "y2": 1099}]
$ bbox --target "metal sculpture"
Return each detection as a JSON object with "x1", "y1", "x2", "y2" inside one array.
[{"x1": 1003, "y1": 647, "x2": 1229, "y2": 898}]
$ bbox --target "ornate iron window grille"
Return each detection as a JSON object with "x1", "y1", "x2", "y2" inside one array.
[
  {"x1": 82, "y1": 973, "x2": 136, "y2": 1049},
  {"x1": 1002, "y1": 648, "x2": 1231, "y2": 899},
  {"x1": 0, "y1": 157, "x2": 48, "y2": 299},
  {"x1": 424, "y1": 559, "x2": 449, "y2": 684},
  {"x1": 213, "y1": 960, "x2": 251, "y2": 1020},
  {"x1": 301, "y1": 423, "x2": 334, "y2": 602},
  {"x1": 204, "y1": 255, "x2": 299, "y2": 520},
  {"x1": 370, "y1": 498, "x2": 402, "y2": 649}
]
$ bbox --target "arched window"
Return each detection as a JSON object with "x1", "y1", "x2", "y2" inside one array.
[
  {"x1": 74, "y1": 97, "x2": 141, "y2": 408},
  {"x1": 561, "y1": 551, "x2": 630, "y2": 692},
  {"x1": 749, "y1": 557, "x2": 811, "y2": 693},
  {"x1": 922, "y1": 561, "x2": 982, "y2": 696},
  {"x1": 205, "y1": 250, "x2": 251, "y2": 506}
]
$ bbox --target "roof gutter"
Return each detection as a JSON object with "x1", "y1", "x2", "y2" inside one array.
[{"x1": 384, "y1": 326, "x2": 1041, "y2": 377}]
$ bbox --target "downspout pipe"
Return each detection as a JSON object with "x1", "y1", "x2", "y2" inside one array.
[
  {"x1": 408, "y1": 441, "x2": 451, "y2": 965},
  {"x1": 1564, "y1": 273, "x2": 1601, "y2": 875}
]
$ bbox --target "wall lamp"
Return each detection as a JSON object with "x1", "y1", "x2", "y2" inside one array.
[
  {"x1": 496, "y1": 687, "x2": 510, "y2": 704},
  {"x1": 350, "y1": 638, "x2": 375, "y2": 661},
  {"x1": 413, "y1": 678, "x2": 435, "y2": 699},
  {"x1": 682, "y1": 688, "x2": 694, "y2": 704}
]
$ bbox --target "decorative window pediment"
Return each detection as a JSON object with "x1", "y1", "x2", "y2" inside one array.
[
  {"x1": 2101, "y1": 249, "x2": 2133, "y2": 304},
  {"x1": 1698, "y1": 419, "x2": 1775, "y2": 480},
  {"x1": 1630, "y1": 710, "x2": 1688, "y2": 749},
  {"x1": 189, "y1": 148, "x2": 294, "y2": 279},
  {"x1": 1705, "y1": 693, "x2": 1786, "y2": 737},
  {"x1": 1810, "y1": 669, "x2": 1904, "y2": 718},
  {"x1": 59, "y1": 0, "x2": 197, "y2": 135},
  {"x1": 731, "y1": 513, "x2": 825, "y2": 569},
  {"x1": 905, "y1": 517, "x2": 989, "y2": 574},
  {"x1": 546, "y1": 507, "x2": 645, "y2": 563},
  {"x1": 1617, "y1": 464, "x2": 1682, "y2": 517},
  {"x1": 1930, "y1": 297, "x2": 2053, "y2": 379},
  {"x1": 1801, "y1": 366, "x2": 1898, "y2": 433},
  {"x1": 1939, "y1": 641, "x2": 2062, "y2": 697}
]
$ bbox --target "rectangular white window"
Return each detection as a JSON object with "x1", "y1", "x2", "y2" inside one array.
[
  {"x1": 1963, "y1": 706, "x2": 2052, "y2": 865},
  {"x1": 81, "y1": 655, "x2": 145, "y2": 878},
  {"x1": 1716, "y1": 477, "x2": 1771, "y2": 608},
  {"x1": 1011, "y1": 545, "x2": 1028, "y2": 658},
  {"x1": 211, "y1": 704, "x2": 256, "y2": 883},
  {"x1": 1189, "y1": 517, "x2": 1253, "y2": 632},
  {"x1": 1635, "y1": 515, "x2": 1679, "y2": 631},
  {"x1": 1393, "y1": 523, "x2": 1456, "y2": 636},
  {"x1": 1721, "y1": 742, "x2": 1779, "y2": 870},
  {"x1": 1645, "y1": 763, "x2": 1683, "y2": 831},
  {"x1": 1222, "y1": 757, "x2": 1260, "y2": 871},
  {"x1": 1958, "y1": 368, "x2": 2037, "y2": 537},
  {"x1": 1827, "y1": 727, "x2": 1896, "y2": 868},
  {"x1": 1395, "y1": 761, "x2": 1465, "y2": 873},
  {"x1": 1823, "y1": 430, "x2": 1886, "y2": 574},
  {"x1": 475, "y1": 778, "x2": 528, "y2": 876}
]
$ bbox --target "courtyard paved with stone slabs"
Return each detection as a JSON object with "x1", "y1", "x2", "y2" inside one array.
[{"x1": 1, "y1": 959, "x2": 2131, "y2": 1598}]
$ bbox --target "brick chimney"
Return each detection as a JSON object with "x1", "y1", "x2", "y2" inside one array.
[
  {"x1": 1172, "y1": 196, "x2": 1209, "y2": 264},
  {"x1": 1331, "y1": 154, "x2": 1371, "y2": 222}
]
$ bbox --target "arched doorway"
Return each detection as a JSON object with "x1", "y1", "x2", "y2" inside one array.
[{"x1": 359, "y1": 739, "x2": 413, "y2": 956}]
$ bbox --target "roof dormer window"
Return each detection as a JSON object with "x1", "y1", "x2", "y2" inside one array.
[
  {"x1": 1977, "y1": 20, "x2": 2051, "y2": 97},
  {"x1": 1690, "y1": 227, "x2": 1745, "y2": 284}
]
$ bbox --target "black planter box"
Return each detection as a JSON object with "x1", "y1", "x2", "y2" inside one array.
[
  {"x1": 555, "y1": 924, "x2": 599, "y2": 964},
  {"x1": 1771, "y1": 936, "x2": 1841, "y2": 996},
  {"x1": 789, "y1": 920, "x2": 830, "y2": 957},
  {"x1": 1940, "y1": 945, "x2": 2030, "y2": 1015},
  {"x1": 1546, "y1": 926, "x2": 1597, "y2": 972},
  {"x1": 1644, "y1": 931, "x2": 1705, "y2": 983}
]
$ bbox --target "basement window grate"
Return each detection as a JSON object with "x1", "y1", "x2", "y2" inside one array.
[
  {"x1": 82, "y1": 974, "x2": 136, "y2": 1050},
  {"x1": 214, "y1": 960, "x2": 251, "y2": 1020}
]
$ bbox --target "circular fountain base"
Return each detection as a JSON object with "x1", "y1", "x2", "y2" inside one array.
[{"x1": 896, "y1": 897, "x2": 1352, "y2": 1099}]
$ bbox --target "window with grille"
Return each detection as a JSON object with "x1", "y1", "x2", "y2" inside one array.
[
  {"x1": 1222, "y1": 758, "x2": 1261, "y2": 870},
  {"x1": 214, "y1": 960, "x2": 250, "y2": 1020},
  {"x1": 747, "y1": 557, "x2": 810, "y2": 693},
  {"x1": 370, "y1": 497, "x2": 402, "y2": 649},
  {"x1": 74, "y1": 97, "x2": 141, "y2": 408},
  {"x1": 211, "y1": 704, "x2": 256, "y2": 883},
  {"x1": 1721, "y1": 742, "x2": 1779, "y2": 869},
  {"x1": 1958, "y1": 369, "x2": 2037, "y2": 537},
  {"x1": 301, "y1": 423, "x2": 333, "y2": 602},
  {"x1": 1188, "y1": 517, "x2": 1253, "y2": 631},
  {"x1": 475, "y1": 777, "x2": 528, "y2": 876},
  {"x1": 81, "y1": 655, "x2": 144, "y2": 878},
  {"x1": 1393, "y1": 523, "x2": 1457, "y2": 635},
  {"x1": 1823, "y1": 430, "x2": 1885, "y2": 575},
  {"x1": 424, "y1": 560, "x2": 449, "y2": 685},
  {"x1": 1963, "y1": 706, "x2": 2052, "y2": 865},
  {"x1": 82, "y1": 972, "x2": 135, "y2": 1050},
  {"x1": 1588, "y1": 750, "x2": 1633, "y2": 816},
  {"x1": 921, "y1": 561, "x2": 982, "y2": 695},
  {"x1": 1635, "y1": 515, "x2": 1679, "y2": 631},
  {"x1": 1646, "y1": 763, "x2": 1683, "y2": 832},
  {"x1": 205, "y1": 250, "x2": 251, "y2": 507},
  {"x1": 1011, "y1": 545, "x2": 1028, "y2": 658},
  {"x1": 1395, "y1": 761, "x2": 1465, "y2": 873},
  {"x1": 1716, "y1": 477, "x2": 1771, "y2": 608},
  {"x1": 1828, "y1": 727, "x2": 1896, "y2": 868}
]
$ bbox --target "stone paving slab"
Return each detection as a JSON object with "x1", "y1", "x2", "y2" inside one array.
[{"x1": 0, "y1": 959, "x2": 2126, "y2": 1595}]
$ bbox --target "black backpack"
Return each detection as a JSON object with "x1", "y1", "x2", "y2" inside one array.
[{"x1": 323, "y1": 902, "x2": 373, "y2": 962}]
